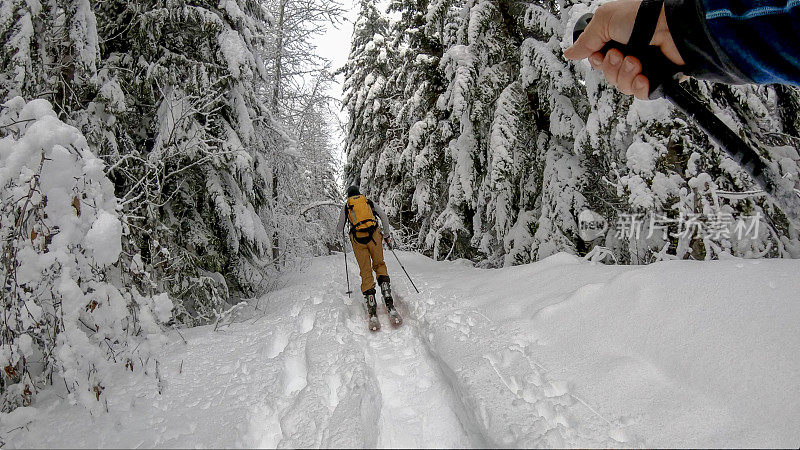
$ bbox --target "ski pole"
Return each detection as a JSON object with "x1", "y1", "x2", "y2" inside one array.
[
  {"x1": 387, "y1": 242, "x2": 420, "y2": 294},
  {"x1": 343, "y1": 234, "x2": 352, "y2": 297},
  {"x1": 573, "y1": 9, "x2": 800, "y2": 229}
]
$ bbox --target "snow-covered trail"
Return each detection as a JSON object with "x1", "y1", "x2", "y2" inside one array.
[
  {"x1": 238, "y1": 256, "x2": 481, "y2": 449},
  {"x1": 5, "y1": 251, "x2": 800, "y2": 448},
  {"x1": 365, "y1": 306, "x2": 473, "y2": 448},
  {"x1": 3, "y1": 254, "x2": 482, "y2": 449}
]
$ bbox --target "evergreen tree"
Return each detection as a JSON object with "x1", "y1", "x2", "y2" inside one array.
[
  {"x1": 93, "y1": 0, "x2": 278, "y2": 321},
  {"x1": 342, "y1": 0, "x2": 394, "y2": 186},
  {"x1": 344, "y1": 0, "x2": 800, "y2": 265},
  {"x1": 1, "y1": 0, "x2": 345, "y2": 411},
  {"x1": 1, "y1": 0, "x2": 345, "y2": 324}
]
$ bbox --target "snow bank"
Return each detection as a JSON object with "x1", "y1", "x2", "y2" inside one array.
[
  {"x1": 0, "y1": 97, "x2": 170, "y2": 414},
  {"x1": 405, "y1": 252, "x2": 800, "y2": 447}
]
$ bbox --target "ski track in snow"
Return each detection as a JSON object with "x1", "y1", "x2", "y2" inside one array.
[
  {"x1": 2, "y1": 255, "x2": 626, "y2": 449},
  {"x1": 405, "y1": 281, "x2": 626, "y2": 448},
  {"x1": 365, "y1": 303, "x2": 472, "y2": 448},
  {"x1": 6, "y1": 252, "x2": 799, "y2": 448}
]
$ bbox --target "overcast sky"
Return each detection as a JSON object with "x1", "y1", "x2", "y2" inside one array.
[{"x1": 317, "y1": 2, "x2": 359, "y2": 86}]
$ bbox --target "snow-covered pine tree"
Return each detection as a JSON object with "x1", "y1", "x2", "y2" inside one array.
[
  {"x1": 563, "y1": 26, "x2": 800, "y2": 262},
  {"x1": 344, "y1": 0, "x2": 460, "y2": 253},
  {"x1": 89, "y1": 0, "x2": 281, "y2": 322},
  {"x1": 521, "y1": 1, "x2": 800, "y2": 262},
  {"x1": 348, "y1": 0, "x2": 541, "y2": 262},
  {"x1": 344, "y1": 0, "x2": 800, "y2": 265},
  {"x1": 0, "y1": 0, "x2": 337, "y2": 324},
  {"x1": 1, "y1": 0, "x2": 348, "y2": 412},
  {"x1": 386, "y1": 0, "x2": 456, "y2": 214},
  {"x1": 341, "y1": 0, "x2": 395, "y2": 192}
]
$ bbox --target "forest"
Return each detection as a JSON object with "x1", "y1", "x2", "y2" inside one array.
[{"x1": 0, "y1": 0, "x2": 344, "y2": 412}]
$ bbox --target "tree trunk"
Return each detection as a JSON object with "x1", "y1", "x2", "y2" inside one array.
[{"x1": 272, "y1": 0, "x2": 286, "y2": 267}]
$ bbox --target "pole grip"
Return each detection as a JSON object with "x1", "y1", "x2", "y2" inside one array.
[{"x1": 573, "y1": 13, "x2": 682, "y2": 99}]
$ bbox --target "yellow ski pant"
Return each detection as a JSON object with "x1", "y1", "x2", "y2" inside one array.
[{"x1": 350, "y1": 228, "x2": 389, "y2": 294}]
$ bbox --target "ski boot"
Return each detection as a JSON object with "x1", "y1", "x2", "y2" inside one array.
[
  {"x1": 380, "y1": 280, "x2": 403, "y2": 326},
  {"x1": 365, "y1": 291, "x2": 380, "y2": 332}
]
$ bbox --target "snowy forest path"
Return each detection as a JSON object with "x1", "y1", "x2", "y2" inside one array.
[
  {"x1": 314, "y1": 251, "x2": 623, "y2": 448},
  {"x1": 6, "y1": 253, "x2": 621, "y2": 449},
  {"x1": 239, "y1": 252, "x2": 482, "y2": 448}
]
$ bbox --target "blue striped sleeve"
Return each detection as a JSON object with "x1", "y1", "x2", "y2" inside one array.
[{"x1": 701, "y1": 0, "x2": 800, "y2": 84}]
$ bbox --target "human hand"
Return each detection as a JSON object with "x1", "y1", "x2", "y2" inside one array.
[
  {"x1": 384, "y1": 236, "x2": 392, "y2": 247},
  {"x1": 563, "y1": 0, "x2": 685, "y2": 99}
]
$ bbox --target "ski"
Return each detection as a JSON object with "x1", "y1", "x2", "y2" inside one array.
[
  {"x1": 365, "y1": 308, "x2": 400, "y2": 332},
  {"x1": 387, "y1": 307, "x2": 403, "y2": 327},
  {"x1": 368, "y1": 314, "x2": 381, "y2": 332},
  {"x1": 379, "y1": 280, "x2": 403, "y2": 327},
  {"x1": 364, "y1": 285, "x2": 404, "y2": 331}
]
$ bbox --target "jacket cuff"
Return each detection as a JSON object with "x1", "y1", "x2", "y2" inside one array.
[{"x1": 664, "y1": 0, "x2": 753, "y2": 83}]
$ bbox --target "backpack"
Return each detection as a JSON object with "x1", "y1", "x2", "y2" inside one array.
[{"x1": 346, "y1": 195, "x2": 378, "y2": 241}]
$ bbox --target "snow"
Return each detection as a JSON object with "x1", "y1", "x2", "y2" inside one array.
[
  {"x1": 626, "y1": 97, "x2": 673, "y2": 127},
  {"x1": 625, "y1": 140, "x2": 658, "y2": 176},
  {"x1": 621, "y1": 174, "x2": 656, "y2": 209},
  {"x1": 6, "y1": 252, "x2": 799, "y2": 448},
  {"x1": 99, "y1": 78, "x2": 127, "y2": 111},
  {"x1": 218, "y1": 29, "x2": 254, "y2": 79},
  {"x1": 152, "y1": 293, "x2": 175, "y2": 324},
  {"x1": 85, "y1": 211, "x2": 123, "y2": 267},
  {"x1": 68, "y1": 0, "x2": 99, "y2": 78},
  {"x1": 1, "y1": 98, "x2": 170, "y2": 414}
]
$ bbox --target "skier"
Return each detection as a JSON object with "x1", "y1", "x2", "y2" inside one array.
[
  {"x1": 337, "y1": 185, "x2": 401, "y2": 331},
  {"x1": 564, "y1": 0, "x2": 800, "y2": 98}
]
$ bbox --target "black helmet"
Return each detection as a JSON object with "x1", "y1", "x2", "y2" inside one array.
[{"x1": 346, "y1": 185, "x2": 360, "y2": 198}]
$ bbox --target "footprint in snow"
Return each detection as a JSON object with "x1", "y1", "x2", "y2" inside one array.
[
  {"x1": 266, "y1": 333, "x2": 289, "y2": 359},
  {"x1": 281, "y1": 350, "x2": 308, "y2": 395},
  {"x1": 300, "y1": 314, "x2": 315, "y2": 333}
]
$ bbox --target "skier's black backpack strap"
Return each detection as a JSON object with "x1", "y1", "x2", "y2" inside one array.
[
  {"x1": 353, "y1": 218, "x2": 375, "y2": 229},
  {"x1": 626, "y1": 0, "x2": 664, "y2": 55},
  {"x1": 353, "y1": 225, "x2": 377, "y2": 245}
]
